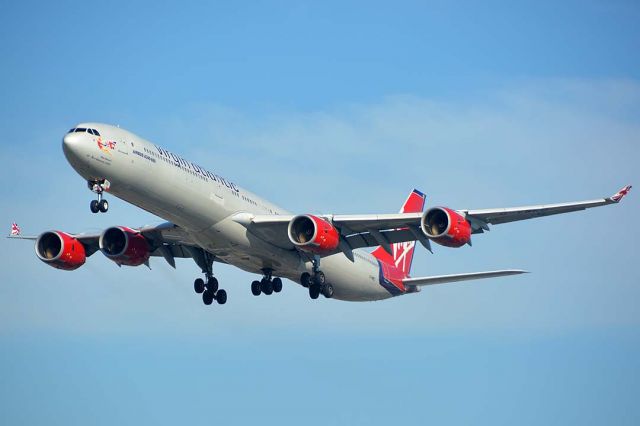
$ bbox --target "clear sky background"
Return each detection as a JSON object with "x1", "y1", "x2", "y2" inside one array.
[{"x1": 1, "y1": 1, "x2": 639, "y2": 425}]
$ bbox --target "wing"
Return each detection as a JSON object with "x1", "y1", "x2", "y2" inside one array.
[
  {"x1": 233, "y1": 184, "x2": 631, "y2": 254},
  {"x1": 403, "y1": 269, "x2": 527, "y2": 288},
  {"x1": 463, "y1": 184, "x2": 632, "y2": 233},
  {"x1": 232, "y1": 212, "x2": 427, "y2": 255},
  {"x1": 78, "y1": 222, "x2": 204, "y2": 267},
  {"x1": 8, "y1": 222, "x2": 204, "y2": 268}
]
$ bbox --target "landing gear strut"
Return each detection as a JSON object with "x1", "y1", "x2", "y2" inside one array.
[
  {"x1": 251, "y1": 269, "x2": 283, "y2": 296},
  {"x1": 189, "y1": 249, "x2": 226, "y2": 305},
  {"x1": 88, "y1": 179, "x2": 109, "y2": 213},
  {"x1": 302, "y1": 256, "x2": 333, "y2": 299}
]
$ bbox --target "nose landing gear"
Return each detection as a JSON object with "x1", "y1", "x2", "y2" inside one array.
[{"x1": 88, "y1": 179, "x2": 109, "y2": 213}]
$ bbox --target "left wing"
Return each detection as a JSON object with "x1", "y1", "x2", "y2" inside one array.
[{"x1": 8, "y1": 222, "x2": 202, "y2": 267}]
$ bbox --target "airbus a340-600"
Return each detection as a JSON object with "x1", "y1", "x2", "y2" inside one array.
[{"x1": 9, "y1": 123, "x2": 631, "y2": 306}]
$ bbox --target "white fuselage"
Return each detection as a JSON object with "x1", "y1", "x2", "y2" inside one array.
[{"x1": 62, "y1": 123, "x2": 395, "y2": 301}]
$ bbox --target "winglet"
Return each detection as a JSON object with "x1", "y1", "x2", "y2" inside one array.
[
  {"x1": 610, "y1": 185, "x2": 632, "y2": 203},
  {"x1": 9, "y1": 222, "x2": 21, "y2": 236}
]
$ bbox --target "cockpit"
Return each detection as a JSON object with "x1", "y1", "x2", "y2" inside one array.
[{"x1": 67, "y1": 127, "x2": 101, "y2": 136}]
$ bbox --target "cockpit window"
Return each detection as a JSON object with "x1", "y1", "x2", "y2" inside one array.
[
  {"x1": 93, "y1": 129, "x2": 100, "y2": 136},
  {"x1": 87, "y1": 129, "x2": 94, "y2": 135},
  {"x1": 75, "y1": 128, "x2": 87, "y2": 133},
  {"x1": 68, "y1": 128, "x2": 76, "y2": 133}
]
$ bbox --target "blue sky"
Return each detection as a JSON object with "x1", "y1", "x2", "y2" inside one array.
[{"x1": 1, "y1": 1, "x2": 639, "y2": 425}]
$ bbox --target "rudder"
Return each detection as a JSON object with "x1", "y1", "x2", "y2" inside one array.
[{"x1": 371, "y1": 189, "x2": 426, "y2": 277}]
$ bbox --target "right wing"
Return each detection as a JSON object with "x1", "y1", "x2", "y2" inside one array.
[
  {"x1": 463, "y1": 185, "x2": 632, "y2": 233},
  {"x1": 403, "y1": 269, "x2": 527, "y2": 288},
  {"x1": 233, "y1": 185, "x2": 631, "y2": 255}
]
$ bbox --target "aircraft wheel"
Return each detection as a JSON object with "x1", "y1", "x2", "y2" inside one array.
[
  {"x1": 98, "y1": 199, "x2": 109, "y2": 213},
  {"x1": 194, "y1": 278, "x2": 205, "y2": 294},
  {"x1": 309, "y1": 284, "x2": 320, "y2": 300},
  {"x1": 251, "y1": 280, "x2": 261, "y2": 296},
  {"x1": 300, "y1": 273, "x2": 311, "y2": 288},
  {"x1": 313, "y1": 271, "x2": 326, "y2": 286},
  {"x1": 203, "y1": 290, "x2": 214, "y2": 305},
  {"x1": 322, "y1": 283, "x2": 334, "y2": 299},
  {"x1": 272, "y1": 277, "x2": 283, "y2": 293},
  {"x1": 207, "y1": 277, "x2": 219, "y2": 293},
  {"x1": 216, "y1": 289, "x2": 227, "y2": 305},
  {"x1": 90, "y1": 200, "x2": 99, "y2": 213},
  {"x1": 261, "y1": 279, "x2": 273, "y2": 295}
]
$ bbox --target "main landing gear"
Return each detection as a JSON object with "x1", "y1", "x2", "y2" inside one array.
[
  {"x1": 251, "y1": 269, "x2": 283, "y2": 296},
  {"x1": 88, "y1": 179, "x2": 109, "y2": 213},
  {"x1": 194, "y1": 275, "x2": 227, "y2": 305},
  {"x1": 190, "y1": 249, "x2": 227, "y2": 305},
  {"x1": 301, "y1": 256, "x2": 334, "y2": 300}
]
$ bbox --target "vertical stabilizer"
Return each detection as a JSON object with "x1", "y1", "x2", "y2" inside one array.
[{"x1": 371, "y1": 189, "x2": 426, "y2": 277}]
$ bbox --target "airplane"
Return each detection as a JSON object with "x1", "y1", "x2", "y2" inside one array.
[{"x1": 8, "y1": 123, "x2": 632, "y2": 306}]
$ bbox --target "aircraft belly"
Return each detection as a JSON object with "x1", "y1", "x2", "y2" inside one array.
[
  {"x1": 192, "y1": 218, "x2": 303, "y2": 272},
  {"x1": 312, "y1": 253, "x2": 393, "y2": 302}
]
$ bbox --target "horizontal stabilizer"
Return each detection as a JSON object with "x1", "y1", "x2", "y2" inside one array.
[{"x1": 403, "y1": 269, "x2": 527, "y2": 287}]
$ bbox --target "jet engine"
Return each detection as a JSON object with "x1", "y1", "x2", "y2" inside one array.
[
  {"x1": 35, "y1": 231, "x2": 86, "y2": 270},
  {"x1": 288, "y1": 215, "x2": 340, "y2": 254},
  {"x1": 99, "y1": 226, "x2": 151, "y2": 266},
  {"x1": 421, "y1": 207, "x2": 472, "y2": 248}
]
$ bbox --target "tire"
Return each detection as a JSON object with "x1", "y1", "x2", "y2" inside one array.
[
  {"x1": 194, "y1": 278, "x2": 205, "y2": 294},
  {"x1": 313, "y1": 271, "x2": 326, "y2": 286},
  {"x1": 216, "y1": 289, "x2": 227, "y2": 305},
  {"x1": 272, "y1": 277, "x2": 283, "y2": 293},
  {"x1": 300, "y1": 273, "x2": 311, "y2": 288},
  {"x1": 207, "y1": 277, "x2": 219, "y2": 293},
  {"x1": 322, "y1": 283, "x2": 334, "y2": 298},
  {"x1": 98, "y1": 199, "x2": 109, "y2": 213},
  {"x1": 251, "y1": 280, "x2": 261, "y2": 296},
  {"x1": 261, "y1": 279, "x2": 273, "y2": 295},
  {"x1": 309, "y1": 284, "x2": 320, "y2": 300},
  {"x1": 202, "y1": 290, "x2": 214, "y2": 305},
  {"x1": 90, "y1": 200, "x2": 99, "y2": 213}
]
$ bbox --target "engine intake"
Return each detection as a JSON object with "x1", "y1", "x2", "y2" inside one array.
[
  {"x1": 35, "y1": 231, "x2": 86, "y2": 270},
  {"x1": 288, "y1": 214, "x2": 340, "y2": 254},
  {"x1": 421, "y1": 207, "x2": 471, "y2": 248},
  {"x1": 99, "y1": 226, "x2": 150, "y2": 266}
]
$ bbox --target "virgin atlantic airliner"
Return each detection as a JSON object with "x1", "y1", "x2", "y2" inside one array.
[{"x1": 9, "y1": 123, "x2": 632, "y2": 306}]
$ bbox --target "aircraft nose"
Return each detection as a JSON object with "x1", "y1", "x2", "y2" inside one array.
[
  {"x1": 63, "y1": 132, "x2": 79, "y2": 148},
  {"x1": 62, "y1": 131, "x2": 83, "y2": 160}
]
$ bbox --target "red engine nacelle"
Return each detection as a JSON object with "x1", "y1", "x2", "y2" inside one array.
[
  {"x1": 421, "y1": 207, "x2": 471, "y2": 248},
  {"x1": 35, "y1": 231, "x2": 86, "y2": 270},
  {"x1": 99, "y1": 226, "x2": 150, "y2": 266},
  {"x1": 288, "y1": 214, "x2": 340, "y2": 254}
]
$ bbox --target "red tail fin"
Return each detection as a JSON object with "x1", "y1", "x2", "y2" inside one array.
[{"x1": 371, "y1": 189, "x2": 426, "y2": 277}]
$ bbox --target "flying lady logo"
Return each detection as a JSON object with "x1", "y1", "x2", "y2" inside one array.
[
  {"x1": 10, "y1": 222, "x2": 21, "y2": 236},
  {"x1": 97, "y1": 138, "x2": 117, "y2": 155},
  {"x1": 611, "y1": 185, "x2": 632, "y2": 203}
]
